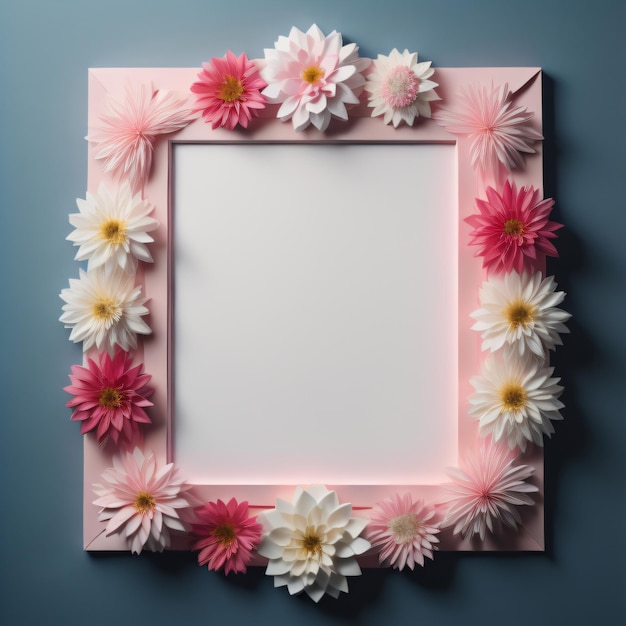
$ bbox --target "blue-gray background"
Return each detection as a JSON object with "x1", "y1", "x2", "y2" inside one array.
[{"x1": 1, "y1": 0, "x2": 624, "y2": 624}]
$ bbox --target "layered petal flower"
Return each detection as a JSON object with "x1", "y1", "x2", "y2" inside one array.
[
  {"x1": 67, "y1": 181, "x2": 159, "y2": 273},
  {"x1": 441, "y1": 441, "x2": 538, "y2": 540},
  {"x1": 64, "y1": 350, "x2": 153, "y2": 446},
  {"x1": 433, "y1": 82, "x2": 543, "y2": 174},
  {"x1": 365, "y1": 493, "x2": 439, "y2": 570},
  {"x1": 470, "y1": 352, "x2": 564, "y2": 452},
  {"x1": 59, "y1": 267, "x2": 151, "y2": 354},
  {"x1": 471, "y1": 271, "x2": 571, "y2": 358},
  {"x1": 262, "y1": 24, "x2": 370, "y2": 132},
  {"x1": 192, "y1": 498, "x2": 263, "y2": 575},
  {"x1": 256, "y1": 485, "x2": 370, "y2": 602},
  {"x1": 87, "y1": 83, "x2": 195, "y2": 192},
  {"x1": 466, "y1": 180, "x2": 562, "y2": 275},
  {"x1": 191, "y1": 50, "x2": 267, "y2": 130},
  {"x1": 365, "y1": 48, "x2": 440, "y2": 127},
  {"x1": 93, "y1": 448, "x2": 197, "y2": 554}
]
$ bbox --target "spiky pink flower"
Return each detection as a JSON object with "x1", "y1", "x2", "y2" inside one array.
[
  {"x1": 87, "y1": 83, "x2": 195, "y2": 192},
  {"x1": 466, "y1": 180, "x2": 562, "y2": 274},
  {"x1": 93, "y1": 448, "x2": 197, "y2": 554},
  {"x1": 365, "y1": 493, "x2": 439, "y2": 570},
  {"x1": 441, "y1": 442, "x2": 538, "y2": 540},
  {"x1": 433, "y1": 82, "x2": 543, "y2": 174},
  {"x1": 64, "y1": 350, "x2": 153, "y2": 446},
  {"x1": 192, "y1": 498, "x2": 263, "y2": 575},
  {"x1": 190, "y1": 51, "x2": 266, "y2": 130}
]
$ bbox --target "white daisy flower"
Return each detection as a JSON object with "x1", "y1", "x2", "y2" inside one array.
[
  {"x1": 469, "y1": 352, "x2": 564, "y2": 452},
  {"x1": 67, "y1": 181, "x2": 159, "y2": 273},
  {"x1": 59, "y1": 267, "x2": 151, "y2": 354}
]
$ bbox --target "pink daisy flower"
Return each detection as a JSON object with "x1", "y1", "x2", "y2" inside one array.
[
  {"x1": 93, "y1": 448, "x2": 197, "y2": 554},
  {"x1": 366, "y1": 493, "x2": 440, "y2": 570},
  {"x1": 466, "y1": 180, "x2": 562, "y2": 274},
  {"x1": 433, "y1": 82, "x2": 543, "y2": 174},
  {"x1": 64, "y1": 350, "x2": 153, "y2": 446},
  {"x1": 192, "y1": 497, "x2": 263, "y2": 575},
  {"x1": 190, "y1": 51, "x2": 267, "y2": 130},
  {"x1": 87, "y1": 83, "x2": 195, "y2": 192},
  {"x1": 441, "y1": 442, "x2": 538, "y2": 540}
]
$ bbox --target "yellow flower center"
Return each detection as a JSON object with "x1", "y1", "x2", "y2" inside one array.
[
  {"x1": 99, "y1": 387, "x2": 122, "y2": 408},
  {"x1": 92, "y1": 298, "x2": 121, "y2": 322},
  {"x1": 301, "y1": 65, "x2": 325, "y2": 84},
  {"x1": 300, "y1": 526, "x2": 323, "y2": 558},
  {"x1": 219, "y1": 75, "x2": 244, "y2": 102},
  {"x1": 504, "y1": 219, "x2": 525, "y2": 236},
  {"x1": 499, "y1": 383, "x2": 527, "y2": 412},
  {"x1": 99, "y1": 219, "x2": 127, "y2": 246},
  {"x1": 134, "y1": 492, "x2": 156, "y2": 513},
  {"x1": 389, "y1": 513, "x2": 421, "y2": 544},
  {"x1": 212, "y1": 523, "x2": 236, "y2": 547},
  {"x1": 505, "y1": 299, "x2": 536, "y2": 328}
]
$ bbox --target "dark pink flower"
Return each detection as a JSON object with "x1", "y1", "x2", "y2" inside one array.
[
  {"x1": 466, "y1": 180, "x2": 562, "y2": 274},
  {"x1": 64, "y1": 350, "x2": 153, "y2": 446},
  {"x1": 191, "y1": 51, "x2": 266, "y2": 130},
  {"x1": 192, "y1": 498, "x2": 262, "y2": 575}
]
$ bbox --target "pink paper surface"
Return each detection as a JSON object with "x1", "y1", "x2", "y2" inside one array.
[{"x1": 84, "y1": 66, "x2": 544, "y2": 553}]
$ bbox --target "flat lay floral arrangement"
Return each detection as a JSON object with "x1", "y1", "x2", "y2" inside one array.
[{"x1": 60, "y1": 25, "x2": 569, "y2": 602}]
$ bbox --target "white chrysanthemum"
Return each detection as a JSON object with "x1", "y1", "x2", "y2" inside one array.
[
  {"x1": 262, "y1": 24, "x2": 370, "y2": 132},
  {"x1": 365, "y1": 48, "x2": 440, "y2": 127},
  {"x1": 256, "y1": 485, "x2": 370, "y2": 602},
  {"x1": 471, "y1": 271, "x2": 571, "y2": 358},
  {"x1": 67, "y1": 181, "x2": 159, "y2": 273},
  {"x1": 470, "y1": 352, "x2": 564, "y2": 452},
  {"x1": 59, "y1": 267, "x2": 151, "y2": 354}
]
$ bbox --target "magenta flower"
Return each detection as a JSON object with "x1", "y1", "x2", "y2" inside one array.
[
  {"x1": 366, "y1": 493, "x2": 440, "y2": 570},
  {"x1": 93, "y1": 448, "x2": 197, "y2": 554},
  {"x1": 192, "y1": 498, "x2": 263, "y2": 575},
  {"x1": 466, "y1": 180, "x2": 562, "y2": 274},
  {"x1": 433, "y1": 82, "x2": 543, "y2": 174},
  {"x1": 441, "y1": 442, "x2": 538, "y2": 540},
  {"x1": 87, "y1": 83, "x2": 195, "y2": 192},
  {"x1": 190, "y1": 51, "x2": 267, "y2": 130},
  {"x1": 64, "y1": 350, "x2": 153, "y2": 446}
]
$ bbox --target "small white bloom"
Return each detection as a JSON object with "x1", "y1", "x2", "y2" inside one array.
[
  {"x1": 471, "y1": 272, "x2": 570, "y2": 358},
  {"x1": 59, "y1": 267, "x2": 151, "y2": 354},
  {"x1": 470, "y1": 352, "x2": 564, "y2": 452},
  {"x1": 365, "y1": 48, "x2": 440, "y2": 127},
  {"x1": 67, "y1": 181, "x2": 159, "y2": 273},
  {"x1": 256, "y1": 485, "x2": 370, "y2": 602}
]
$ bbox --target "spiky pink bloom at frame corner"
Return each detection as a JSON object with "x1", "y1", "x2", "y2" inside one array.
[
  {"x1": 87, "y1": 83, "x2": 195, "y2": 192},
  {"x1": 93, "y1": 448, "x2": 198, "y2": 554},
  {"x1": 466, "y1": 180, "x2": 562, "y2": 274},
  {"x1": 441, "y1": 441, "x2": 538, "y2": 540},
  {"x1": 433, "y1": 82, "x2": 543, "y2": 174},
  {"x1": 192, "y1": 497, "x2": 263, "y2": 575},
  {"x1": 64, "y1": 350, "x2": 153, "y2": 446},
  {"x1": 365, "y1": 493, "x2": 440, "y2": 571},
  {"x1": 191, "y1": 51, "x2": 267, "y2": 130}
]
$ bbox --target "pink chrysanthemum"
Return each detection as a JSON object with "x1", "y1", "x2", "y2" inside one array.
[
  {"x1": 441, "y1": 442, "x2": 538, "y2": 540},
  {"x1": 87, "y1": 83, "x2": 195, "y2": 192},
  {"x1": 64, "y1": 350, "x2": 153, "y2": 446},
  {"x1": 192, "y1": 498, "x2": 263, "y2": 575},
  {"x1": 466, "y1": 180, "x2": 562, "y2": 274},
  {"x1": 366, "y1": 493, "x2": 440, "y2": 570},
  {"x1": 433, "y1": 82, "x2": 543, "y2": 174},
  {"x1": 93, "y1": 448, "x2": 197, "y2": 554},
  {"x1": 190, "y1": 51, "x2": 267, "y2": 130}
]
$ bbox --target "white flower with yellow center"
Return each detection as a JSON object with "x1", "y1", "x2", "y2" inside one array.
[
  {"x1": 256, "y1": 485, "x2": 370, "y2": 602},
  {"x1": 59, "y1": 267, "x2": 151, "y2": 354},
  {"x1": 469, "y1": 352, "x2": 564, "y2": 452},
  {"x1": 365, "y1": 48, "x2": 440, "y2": 127},
  {"x1": 67, "y1": 181, "x2": 159, "y2": 273},
  {"x1": 471, "y1": 272, "x2": 570, "y2": 358}
]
